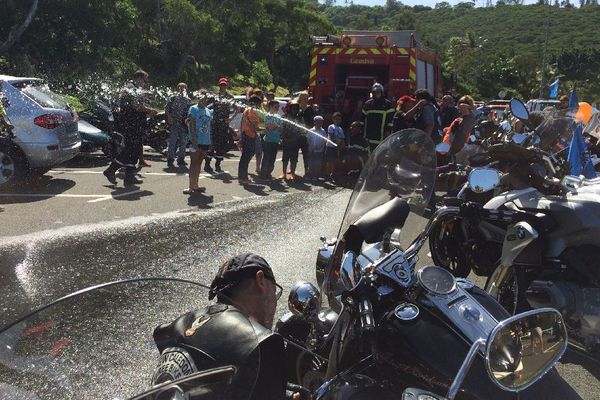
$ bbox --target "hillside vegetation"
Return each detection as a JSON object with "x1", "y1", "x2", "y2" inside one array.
[{"x1": 323, "y1": 2, "x2": 600, "y2": 102}]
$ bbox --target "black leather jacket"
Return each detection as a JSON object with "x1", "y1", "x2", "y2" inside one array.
[{"x1": 153, "y1": 303, "x2": 287, "y2": 400}]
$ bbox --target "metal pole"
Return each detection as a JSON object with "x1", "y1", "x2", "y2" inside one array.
[{"x1": 539, "y1": 15, "x2": 551, "y2": 99}]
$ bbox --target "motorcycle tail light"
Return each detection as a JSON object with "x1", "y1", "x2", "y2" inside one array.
[{"x1": 34, "y1": 114, "x2": 64, "y2": 129}]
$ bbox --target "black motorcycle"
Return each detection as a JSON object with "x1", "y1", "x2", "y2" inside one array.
[
  {"x1": 144, "y1": 112, "x2": 169, "y2": 155},
  {"x1": 276, "y1": 128, "x2": 579, "y2": 400},
  {"x1": 78, "y1": 98, "x2": 125, "y2": 158},
  {"x1": 0, "y1": 279, "x2": 569, "y2": 400}
]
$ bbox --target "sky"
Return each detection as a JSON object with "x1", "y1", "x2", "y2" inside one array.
[{"x1": 322, "y1": 0, "x2": 537, "y2": 8}]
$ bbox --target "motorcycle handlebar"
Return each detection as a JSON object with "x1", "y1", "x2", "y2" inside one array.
[{"x1": 358, "y1": 296, "x2": 375, "y2": 333}]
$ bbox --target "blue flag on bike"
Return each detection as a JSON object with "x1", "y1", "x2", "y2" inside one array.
[
  {"x1": 548, "y1": 79, "x2": 559, "y2": 99},
  {"x1": 568, "y1": 87, "x2": 579, "y2": 109},
  {"x1": 567, "y1": 122, "x2": 596, "y2": 178}
]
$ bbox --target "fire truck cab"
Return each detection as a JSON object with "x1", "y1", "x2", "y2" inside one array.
[{"x1": 308, "y1": 30, "x2": 441, "y2": 123}]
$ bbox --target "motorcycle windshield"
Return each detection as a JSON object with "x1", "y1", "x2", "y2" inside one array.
[
  {"x1": 0, "y1": 279, "x2": 260, "y2": 400},
  {"x1": 337, "y1": 129, "x2": 437, "y2": 238},
  {"x1": 534, "y1": 108, "x2": 578, "y2": 154}
]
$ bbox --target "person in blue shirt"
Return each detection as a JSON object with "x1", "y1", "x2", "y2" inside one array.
[
  {"x1": 185, "y1": 92, "x2": 212, "y2": 194},
  {"x1": 260, "y1": 100, "x2": 282, "y2": 180},
  {"x1": 326, "y1": 112, "x2": 345, "y2": 181}
]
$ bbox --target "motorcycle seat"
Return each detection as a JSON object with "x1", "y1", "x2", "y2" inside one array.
[{"x1": 352, "y1": 198, "x2": 410, "y2": 244}]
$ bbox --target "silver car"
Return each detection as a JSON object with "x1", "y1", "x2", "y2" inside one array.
[{"x1": 0, "y1": 75, "x2": 81, "y2": 186}]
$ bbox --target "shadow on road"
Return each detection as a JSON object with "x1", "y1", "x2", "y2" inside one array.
[
  {"x1": 0, "y1": 177, "x2": 76, "y2": 204},
  {"x1": 162, "y1": 164, "x2": 189, "y2": 175},
  {"x1": 140, "y1": 153, "x2": 166, "y2": 163},
  {"x1": 265, "y1": 180, "x2": 289, "y2": 193},
  {"x1": 186, "y1": 187, "x2": 214, "y2": 208},
  {"x1": 110, "y1": 186, "x2": 154, "y2": 201},
  {"x1": 241, "y1": 182, "x2": 268, "y2": 196},
  {"x1": 286, "y1": 179, "x2": 312, "y2": 192},
  {"x1": 211, "y1": 172, "x2": 233, "y2": 184}
]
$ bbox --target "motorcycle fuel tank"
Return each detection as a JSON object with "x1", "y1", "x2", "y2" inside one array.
[{"x1": 372, "y1": 285, "x2": 573, "y2": 400}]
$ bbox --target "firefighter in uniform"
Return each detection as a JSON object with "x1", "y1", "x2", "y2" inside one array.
[
  {"x1": 204, "y1": 77, "x2": 234, "y2": 173},
  {"x1": 103, "y1": 70, "x2": 156, "y2": 186},
  {"x1": 360, "y1": 83, "x2": 395, "y2": 152}
]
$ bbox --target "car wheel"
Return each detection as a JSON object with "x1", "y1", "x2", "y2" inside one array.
[{"x1": 0, "y1": 144, "x2": 27, "y2": 187}]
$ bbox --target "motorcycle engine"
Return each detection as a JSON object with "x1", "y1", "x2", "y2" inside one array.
[{"x1": 526, "y1": 280, "x2": 600, "y2": 350}]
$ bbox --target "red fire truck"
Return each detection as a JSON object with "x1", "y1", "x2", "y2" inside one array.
[{"x1": 308, "y1": 30, "x2": 442, "y2": 118}]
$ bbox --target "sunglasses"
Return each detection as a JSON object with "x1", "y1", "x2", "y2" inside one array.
[{"x1": 265, "y1": 276, "x2": 283, "y2": 300}]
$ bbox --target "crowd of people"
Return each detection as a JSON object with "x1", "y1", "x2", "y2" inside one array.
[{"x1": 99, "y1": 70, "x2": 479, "y2": 194}]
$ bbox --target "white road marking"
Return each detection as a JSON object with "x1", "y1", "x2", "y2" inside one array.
[
  {"x1": 87, "y1": 190, "x2": 143, "y2": 203},
  {"x1": 0, "y1": 171, "x2": 232, "y2": 203},
  {"x1": 0, "y1": 193, "x2": 106, "y2": 199},
  {"x1": 49, "y1": 170, "x2": 231, "y2": 177},
  {"x1": 0, "y1": 192, "x2": 144, "y2": 203},
  {"x1": 221, "y1": 158, "x2": 282, "y2": 162}
]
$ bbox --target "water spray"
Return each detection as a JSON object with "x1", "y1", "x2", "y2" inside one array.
[
  {"x1": 61, "y1": 80, "x2": 339, "y2": 147},
  {"x1": 197, "y1": 92, "x2": 339, "y2": 148}
]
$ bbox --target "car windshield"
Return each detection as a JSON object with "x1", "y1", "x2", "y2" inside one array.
[{"x1": 13, "y1": 80, "x2": 69, "y2": 110}]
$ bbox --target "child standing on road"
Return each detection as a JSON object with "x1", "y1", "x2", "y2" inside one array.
[
  {"x1": 306, "y1": 115, "x2": 326, "y2": 180},
  {"x1": 325, "y1": 112, "x2": 345, "y2": 181},
  {"x1": 185, "y1": 92, "x2": 212, "y2": 194},
  {"x1": 260, "y1": 100, "x2": 282, "y2": 180}
]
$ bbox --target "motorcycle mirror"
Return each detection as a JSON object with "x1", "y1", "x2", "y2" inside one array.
[
  {"x1": 436, "y1": 142, "x2": 450, "y2": 153},
  {"x1": 509, "y1": 98, "x2": 529, "y2": 121},
  {"x1": 340, "y1": 251, "x2": 360, "y2": 291},
  {"x1": 485, "y1": 309, "x2": 567, "y2": 392},
  {"x1": 468, "y1": 168, "x2": 501, "y2": 193}
]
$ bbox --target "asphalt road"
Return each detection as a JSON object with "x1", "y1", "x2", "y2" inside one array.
[{"x1": 0, "y1": 148, "x2": 598, "y2": 399}]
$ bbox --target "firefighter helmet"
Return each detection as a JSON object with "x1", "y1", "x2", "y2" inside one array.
[{"x1": 371, "y1": 83, "x2": 384, "y2": 94}]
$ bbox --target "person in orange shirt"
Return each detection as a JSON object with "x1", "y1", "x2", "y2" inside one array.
[{"x1": 238, "y1": 95, "x2": 263, "y2": 184}]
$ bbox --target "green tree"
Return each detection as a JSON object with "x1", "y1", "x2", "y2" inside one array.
[
  {"x1": 435, "y1": 2, "x2": 452, "y2": 8},
  {"x1": 395, "y1": 9, "x2": 416, "y2": 30},
  {"x1": 250, "y1": 60, "x2": 273, "y2": 88}
]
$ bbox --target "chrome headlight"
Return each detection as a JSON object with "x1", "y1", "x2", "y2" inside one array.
[{"x1": 288, "y1": 281, "x2": 320, "y2": 317}]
